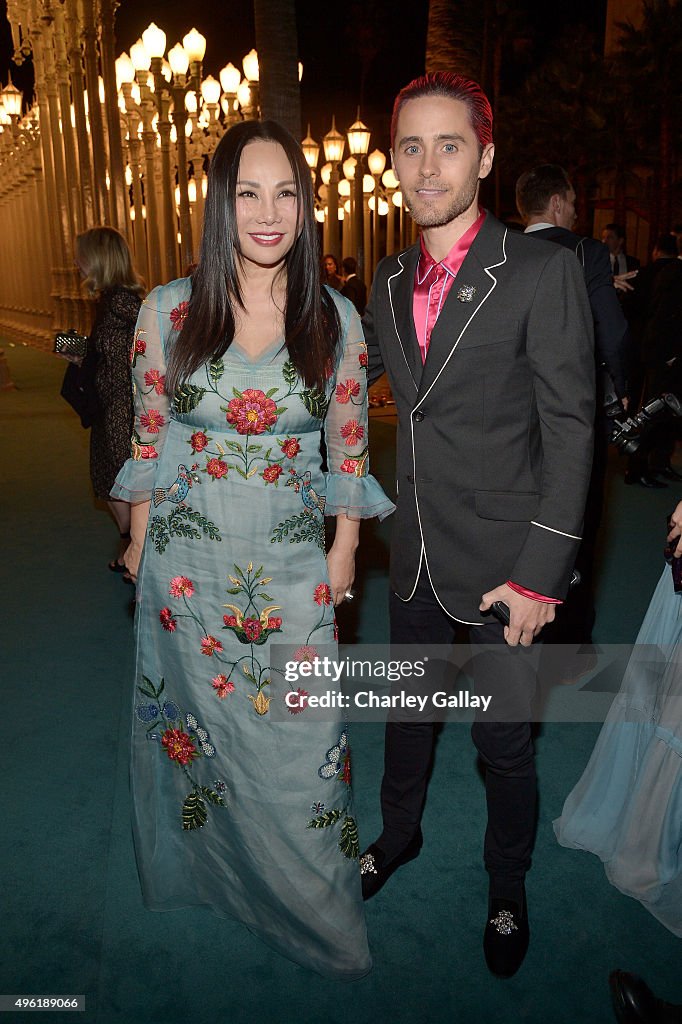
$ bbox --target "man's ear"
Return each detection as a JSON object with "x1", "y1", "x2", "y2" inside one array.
[{"x1": 479, "y1": 142, "x2": 495, "y2": 181}]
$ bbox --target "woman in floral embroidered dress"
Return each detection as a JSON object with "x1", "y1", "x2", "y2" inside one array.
[{"x1": 112, "y1": 120, "x2": 393, "y2": 980}]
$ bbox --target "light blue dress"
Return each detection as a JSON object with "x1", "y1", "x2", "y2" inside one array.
[
  {"x1": 554, "y1": 566, "x2": 682, "y2": 937},
  {"x1": 112, "y1": 279, "x2": 394, "y2": 978}
]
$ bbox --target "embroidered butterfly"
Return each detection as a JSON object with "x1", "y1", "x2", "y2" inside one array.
[
  {"x1": 318, "y1": 730, "x2": 349, "y2": 780},
  {"x1": 186, "y1": 712, "x2": 216, "y2": 758}
]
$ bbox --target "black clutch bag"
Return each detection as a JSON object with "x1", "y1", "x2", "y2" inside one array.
[{"x1": 54, "y1": 329, "x2": 89, "y2": 361}]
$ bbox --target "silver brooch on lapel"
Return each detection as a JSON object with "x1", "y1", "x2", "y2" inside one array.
[{"x1": 457, "y1": 284, "x2": 476, "y2": 303}]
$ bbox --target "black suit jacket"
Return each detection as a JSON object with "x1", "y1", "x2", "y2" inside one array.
[
  {"x1": 341, "y1": 275, "x2": 367, "y2": 316},
  {"x1": 530, "y1": 227, "x2": 628, "y2": 398},
  {"x1": 363, "y1": 212, "x2": 595, "y2": 623}
]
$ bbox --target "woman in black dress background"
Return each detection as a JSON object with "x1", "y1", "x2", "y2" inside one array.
[{"x1": 75, "y1": 227, "x2": 144, "y2": 571}]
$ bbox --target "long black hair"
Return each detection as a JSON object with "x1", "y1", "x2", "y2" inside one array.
[{"x1": 166, "y1": 120, "x2": 340, "y2": 394}]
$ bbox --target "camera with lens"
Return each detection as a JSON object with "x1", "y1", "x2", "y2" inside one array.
[{"x1": 607, "y1": 392, "x2": 682, "y2": 455}]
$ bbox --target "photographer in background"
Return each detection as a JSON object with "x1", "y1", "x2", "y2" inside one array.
[{"x1": 625, "y1": 234, "x2": 682, "y2": 487}]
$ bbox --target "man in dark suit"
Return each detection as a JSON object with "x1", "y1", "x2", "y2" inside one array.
[
  {"x1": 602, "y1": 223, "x2": 641, "y2": 277},
  {"x1": 340, "y1": 256, "x2": 367, "y2": 315},
  {"x1": 360, "y1": 73, "x2": 594, "y2": 978},
  {"x1": 515, "y1": 165, "x2": 629, "y2": 639}
]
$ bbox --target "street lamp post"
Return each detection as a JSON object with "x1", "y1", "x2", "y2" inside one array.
[
  {"x1": 346, "y1": 112, "x2": 370, "y2": 284},
  {"x1": 368, "y1": 148, "x2": 386, "y2": 271},
  {"x1": 323, "y1": 117, "x2": 345, "y2": 263}
]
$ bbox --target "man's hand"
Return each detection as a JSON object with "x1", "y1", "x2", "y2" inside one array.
[
  {"x1": 613, "y1": 270, "x2": 638, "y2": 292},
  {"x1": 480, "y1": 584, "x2": 556, "y2": 647}
]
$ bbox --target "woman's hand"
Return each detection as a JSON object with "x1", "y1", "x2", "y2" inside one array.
[
  {"x1": 667, "y1": 501, "x2": 682, "y2": 557},
  {"x1": 327, "y1": 516, "x2": 360, "y2": 606}
]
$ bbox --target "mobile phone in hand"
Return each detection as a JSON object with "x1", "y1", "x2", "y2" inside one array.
[{"x1": 490, "y1": 570, "x2": 581, "y2": 627}]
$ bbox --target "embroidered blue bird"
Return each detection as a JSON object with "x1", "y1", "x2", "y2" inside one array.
[
  {"x1": 153, "y1": 464, "x2": 192, "y2": 507},
  {"x1": 286, "y1": 471, "x2": 326, "y2": 515}
]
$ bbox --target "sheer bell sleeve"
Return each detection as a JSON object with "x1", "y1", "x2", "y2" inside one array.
[
  {"x1": 110, "y1": 281, "x2": 185, "y2": 503},
  {"x1": 322, "y1": 291, "x2": 395, "y2": 521}
]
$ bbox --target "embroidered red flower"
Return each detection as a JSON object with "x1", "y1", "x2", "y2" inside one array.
[
  {"x1": 134, "y1": 335, "x2": 146, "y2": 355},
  {"x1": 226, "y1": 388, "x2": 278, "y2": 435},
  {"x1": 159, "y1": 607, "x2": 177, "y2": 632},
  {"x1": 280, "y1": 437, "x2": 301, "y2": 458},
  {"x1": 206, "y1": 457, "x2": 228, "y2": 479},
  {"x1": 294, "y1": 644, "x2": 318, "y2": 663},
  {"x1": 140, "y1": 444, "x2": 158, "y2": 460},
  {"x1": 341, "y1": 750, "x2": 352, "y2": 785},
  {"x1": 287, "y1": 688, "x2": 309, "y2": 715},
  {"x1": 212, "y1": 674, "x2": 235, "y2": 698},
  {"x1": 144, "y1": 369, "x2": 166, "y2": 395},
  {"x1": 262, "y1": 464, "x2": 283, "y2": 484},
  {"x1": 223, "y1": 614, "x2": 238, "y2": 628},
  {"x1": 340, "y1": 420, "x2": 364, "y2": 447},
  {"x1": 161, "y1": 727, "x2": 198, "y2": 765},
  {"x1": 243, "y1": 618, "x2": 262, "y2": 641},
  {"x1": 190, "y1": 430, "x2": 209, "y2": 452},
  {"x1": 267, "y1": 616, "x2": 282, "y2": 629},
  {"x1": 314, "y1": 583, "x2": 332, "y2": 606},
  {"x1": 170, "y1": 301, "x2": 189, "y2": 330},
  {"x1": 358, "y1": 350, "x2": 368, "y2": 368},
  {"x1": 169, "y1": 576, "x2": 194, "y2": 598},
  {"x1": 335, "y1": 379, "x2": 360, "y2": 404},
  {"x1": 140, "y1": 409, "x2": 166, "y2": 434},
  {"x1": 201, "y1": 635, "x2": 223, "y2": 656},
  {"x1": 340, "y1": 458, "x2": 359, "y2": 474}
]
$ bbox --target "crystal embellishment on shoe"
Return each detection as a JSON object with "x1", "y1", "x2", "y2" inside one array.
[
  {"x1": 489, "y1": 909, "x2": 519, "y2": 936},
  {"x1": 360, "y1": 852, "x2": 378, "y2": 876}
]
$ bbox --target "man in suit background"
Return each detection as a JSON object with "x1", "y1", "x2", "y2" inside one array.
[
  {"x1": 361, "y1": 74, "x2": 594, "y2": 978},
  {"x1": 515, "y1": 165, "x2": 629, "y2": 639},
  {"x1": 341, "y1": 256, "x2": 367, "y2": 315},
  {"x1": 602, "y1": 223, "x2": 641, "y2": 277}
]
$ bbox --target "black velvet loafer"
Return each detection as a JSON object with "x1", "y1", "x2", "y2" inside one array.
[
  {"x1": 483, "y1": 892, "x2": 530, "y2": 978},
  {"x1": 359, "y1": 829, "x2": 423, "y2": 901}
]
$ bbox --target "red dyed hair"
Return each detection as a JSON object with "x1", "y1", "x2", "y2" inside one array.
[{"x1": 390, "y1": 72, "x2": 494, "y2": 153}]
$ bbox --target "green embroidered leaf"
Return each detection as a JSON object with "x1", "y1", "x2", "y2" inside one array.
[
  {"x1": 258, "y1": 592, "x2": 273, "y2": 601},
  {"x1": 226, "y1": 587, "x2": 242, "y2": 595},
  {"x1": 209, "y1": 357, "x2": 224, "y2": 383},
  {"x1": 265, "y1": 386, "x2": 279, "y2": 398},
  {"x1": 234, "y1": 564, "x2": 245, "y2": 579},
  {"x1": 232, "y1": 387, "x2": 242, "y2": 398},
  {"x1": 138, "y1": 680, "x2": 157, "y2": 699},
  {"x1": 224, "y1": 441, "x2": 243, "y2": 453},
  {"x1": 182, "y1": 790, "x2": 208, "y2": 830},
  {"x1": 282, "y1": 359, "x2": 297, "y2": 386},
  {"x1": 157, "y1": 678, "x2": 165, "y2": 697},
  {"x1": 200, "y1": 786, "x2": 227, "y2": 807},
  {"x1": 339, "y1": 815, "x2": 360, "y2": 859},
  {"x1": 247, "y1": 444, "x2": 263, "y2": 453},
  {"x1": 233, "y1": 466, "x2": 248, "y2": 479},
  {"x1": 274, "y1": 406, "x2": 288, "y2": 416},
  {"x1": 300, "y1": 388, "x2": 329, "y2": 420},
  {"x1": 270, "y1": 512, "x2": 325, "y2": 550},
  {"x1": 174, "y1": 384, "x2": 207, "y2": 414},
  {"x1": 254, "y1": 566, "x2": 263, "y2": 579},
  {"x1": 307, "y1": 808, "x2": 342, "y2": 829},
  {"x1": 148, "y1": 516, "x2": 171, "y2": 554}
]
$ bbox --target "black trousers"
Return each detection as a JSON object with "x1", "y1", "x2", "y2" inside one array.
[{"x1": 379, "y1": 570, "x2": 537, "y2": 901}]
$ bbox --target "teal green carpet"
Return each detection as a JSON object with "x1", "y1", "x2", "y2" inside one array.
[{"x1": 2, "y1": 344, "x2": 680, "y2": 1024}]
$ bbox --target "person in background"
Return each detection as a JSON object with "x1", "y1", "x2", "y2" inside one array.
[
  {"x1": 322, "y1": 252, "x2": 343, "y2": 290},
  {"x1": 341, "y1": 256, "x2": 368, "y2": 315},
  {"x1": 74, "y1": 226, "x2": 144, "y2": 573}
]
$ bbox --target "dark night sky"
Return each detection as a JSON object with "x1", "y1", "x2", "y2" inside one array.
[{"x1": 1, "y1": 0, "x2": 608, "y2": 153}]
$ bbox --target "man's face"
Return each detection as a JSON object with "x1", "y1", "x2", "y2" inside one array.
[
  {"x1": 391, "y1": 95, "x2": 494, "y2": 229},
  {"x1": 555, "y1": 188, "x2": 577, "y2": 230},
  {"x1": 601, "y1": 228, "x2": 621, "y2": 255}
]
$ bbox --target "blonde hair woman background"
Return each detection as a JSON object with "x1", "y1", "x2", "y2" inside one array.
[{"x1": 74, "y1": 226, "x2": 144, "y2": 574}]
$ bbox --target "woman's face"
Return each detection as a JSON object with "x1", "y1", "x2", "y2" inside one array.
[
  {"x1": 235, "y1": 140, "x2": 301, "y2": 268},
  {"x1": 324, "y1": 257, "x2": 337, "y2": 276}
]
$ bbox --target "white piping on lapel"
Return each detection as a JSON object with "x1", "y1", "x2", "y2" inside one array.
[
  {"x1": 387, "y1": 252, "x2": 420, "y2": 393},
  {"x1": 413, "y1": 227, "x2": 509, "y2": 411}
]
